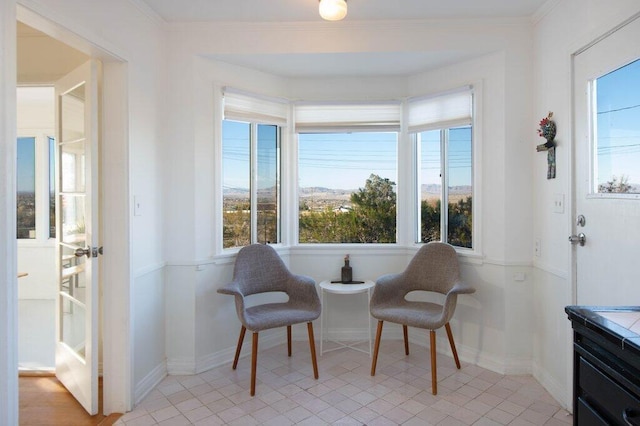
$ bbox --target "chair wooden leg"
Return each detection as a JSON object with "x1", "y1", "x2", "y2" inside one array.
[
  {"x1": 287, "y1": 325, "x2": 292, "y2": 357},
  {"x1": 371, "y1": 321, "x2": 384, "y2": 376},
  {"x1": 430, "y1": 330, "x2": 437, "y2": 395},
  {"x1": 403, "y1": 325, "x2": 409, "y2": 355},
  {"x1": 445, "y1": 323, "x2": 461, "y2": 369},
  {"x1": 251, "y1": 332, "x2": 258, "y2": 396},
  {"x1": 233, "y1": 326, "x2": 246, "y2": 370},
  {"x1": 307, "y1": 322, "x2": 319, "y2": 379}
]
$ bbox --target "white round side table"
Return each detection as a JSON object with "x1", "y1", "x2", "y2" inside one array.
[{"x1": 318, "y1": 279, "x2": 375, "y2": 357}]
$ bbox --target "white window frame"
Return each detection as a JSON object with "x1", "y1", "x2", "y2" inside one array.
[
  {"x1": 221, "y1": 87, "x2": 288, "y2": 250},
  {"x1": 294, "y1": 101, "x2": 402, "y2": 245},
  {"x1": 409, "y1": 85, "x2": 481, "y2": 253},
  {"x1": 16, "y1": 132, "x2": 56, "y2": 245}
]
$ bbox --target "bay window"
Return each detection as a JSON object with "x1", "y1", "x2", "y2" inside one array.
[
  {"x1": 409, "y1": 87, "x2": 474, "y2": 249},
  {"x1": 295, "y1": 102, "x2": 400, "y2": 243},
  {"x1": 221, "y1": 88, "x2": 286, "y2": 249}
]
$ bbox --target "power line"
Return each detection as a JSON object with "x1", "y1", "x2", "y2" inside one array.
[{"x1": 597, "y1": 104, "x2": 640, "y2": 115}]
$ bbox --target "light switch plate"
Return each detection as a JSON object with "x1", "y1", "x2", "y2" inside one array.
[
  {"x1": 134, "y1": 195, "x2": 143, "y2": 216},
  {"x1": 554, "y1": 194, "x2": 564, "y2": 214}
]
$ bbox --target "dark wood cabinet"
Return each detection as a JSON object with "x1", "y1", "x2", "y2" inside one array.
[{"x1": 566, "y1": 306, "x2": 640, "y2": 425}]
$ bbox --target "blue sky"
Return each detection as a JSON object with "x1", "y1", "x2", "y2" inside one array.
[
  {"x1": 223, "y1": 120, "x2": 473, "y2": 191},
  {"x1": 17, "y1": 137, "x2": 35, "y2": 193}
]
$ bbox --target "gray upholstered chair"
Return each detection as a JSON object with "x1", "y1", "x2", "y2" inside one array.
[
  {"x1": 217, "y1": 243, "x2": 321, "y2": 396},
  {"x1": 369, "y1": 241, "x2": 475, "y2": 395}
]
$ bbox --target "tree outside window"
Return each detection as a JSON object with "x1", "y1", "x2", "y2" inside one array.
[
  {"x1": 298, "y1": 132, "x2": 398, "y2": 243},
  {"x1": 418, "y1": 126, "x2": 473, "y2": 248}
]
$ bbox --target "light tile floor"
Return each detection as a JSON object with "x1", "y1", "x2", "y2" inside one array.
[{"x1": 116, "y1": 340, "x2": 572, "y2": 425}]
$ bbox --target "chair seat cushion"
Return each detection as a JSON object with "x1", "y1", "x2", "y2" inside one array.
[
  {"x1": 370, "y1": 301, "x2": 446, "y2": 330},
  {"x1": 242, "y1": 302, "x2": 320, "y2": 332}
]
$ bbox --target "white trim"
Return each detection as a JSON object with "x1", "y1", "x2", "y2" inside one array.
[
  {"x1": 195, "y1": 331, "x2": 285, "y2": 374},
  {"x1": 166, "y1": 357, "x2": 197, "y2": 376},
  {"x1": 0, "y1": 2, "x2": 18, "y2": 424},
  {"x1": 532, "y1": 361, "x2": 571, "y2": 410},
  {"x1": 16, "y1": 2, "x2": 127, "y2": 61},
  {"x1": 168, "y1": 17, "x2": 534, "y2": 34},
  {"x1": 126, "y1": 0, "x2": 166, "y2": 26},
  {"x1": 133, "y1": 261, "x2": 166, "y2": 279},
  {"x1": 134, "y1": 361, "x2": 167, "y2": 406},
  {"x1": 532, "y1": 260, "x2": 568, "y2": 280},
  {"x1": 531, "y1": 0, "x2": 562, "y2": 25}
]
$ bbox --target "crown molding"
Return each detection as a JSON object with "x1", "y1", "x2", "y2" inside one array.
[{"x1": 168, "y1": 16, "x2": 533, "y2": 34}]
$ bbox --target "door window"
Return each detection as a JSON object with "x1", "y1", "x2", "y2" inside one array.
[{"x1": 593, "y1": 58, "x2": 640, "y2": 194}]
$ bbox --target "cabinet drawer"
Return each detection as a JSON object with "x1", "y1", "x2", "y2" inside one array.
[
  {"x1": 577, "y1": 397, "x2": 608, "y2": 426},
  {"x1": 579, "y1": 357, "x2": 640, "y2": 424}
]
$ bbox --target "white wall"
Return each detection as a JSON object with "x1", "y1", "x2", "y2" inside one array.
[
  {"x1": 162, "y1": 17, "x2": 537, "y2": 390},
  {"x1": 531, "y1": 0, "x2": 640, "y2": 408}
]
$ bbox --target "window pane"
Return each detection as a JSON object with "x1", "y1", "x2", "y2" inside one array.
[
  {"x1": 49, "y1": 136, "x2": 56, "y2": 238},
  {"x1": 222, "y1": 120, "x2": 251, "y2": 248},
  {"x1": 298, "y1": 132, "x2": 397, "y2": 243},
  {"x1": 595, "y1": 58, "x2": 640, "y2": 194},
  {"x1": 256, "y1": 124, "x2": 280, "y2": 244},
  {"x1": 420, "y1": 130, "x2": 441, "y2": 243},
  {"x1": 447, "y1": 126, "x2": 473, "y2": 248},
  {"x1": 17, "y1": 137, "x2": 36, "y2": 239}
]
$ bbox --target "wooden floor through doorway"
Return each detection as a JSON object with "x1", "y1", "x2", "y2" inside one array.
[{"x1": 19, "y1": 373, "x2": 122, "y2": 425}]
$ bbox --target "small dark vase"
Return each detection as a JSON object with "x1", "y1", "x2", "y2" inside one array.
[{"x1": 341, "y1": 259, "x2": 352, "y2": 283}]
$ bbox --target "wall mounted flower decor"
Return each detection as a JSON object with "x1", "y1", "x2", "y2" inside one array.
[{"x1": 536, "y1": 111, "x2": 556, "y2": 179}]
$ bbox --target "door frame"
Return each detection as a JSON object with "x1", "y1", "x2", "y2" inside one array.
[{"x1": 0, "y1": 2, "x2": 132, "y2": 421}]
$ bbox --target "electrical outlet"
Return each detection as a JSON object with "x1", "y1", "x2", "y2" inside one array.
[{"x1": 535, "y1": 238, "x2": 541, "y2": 257}]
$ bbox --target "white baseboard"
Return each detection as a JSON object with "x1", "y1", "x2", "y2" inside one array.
[
  {"x1": 135, "y1": 361, "x2": 167, "y2": 406},
  {"x1": 166, "y1": 357, "x2": 197, "y2": 375},
  {"x1": 195, "y1": 331, "x2": 287, "y2": 374},
  {"x1": 532, "y1": 361, "x2": 570, "y2": 410}
]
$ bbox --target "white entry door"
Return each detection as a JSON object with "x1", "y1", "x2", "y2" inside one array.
[
  {"x1": 573, "y1": 16, "x2": 640, "y2": 306},
  {"x1": 54, "y1": 60, "x2": 101, "y2": 415}
]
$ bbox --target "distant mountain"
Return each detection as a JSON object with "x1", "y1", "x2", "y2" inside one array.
[
  {"x1": 299, "y1": 187, "x2": 354, "y2": 197},
  {"x1": 421, "y1": 184, "x2": 472, "y2": 195},
  {"x1": 225, "y1": 185, "x2": 472, "y2": 197}
]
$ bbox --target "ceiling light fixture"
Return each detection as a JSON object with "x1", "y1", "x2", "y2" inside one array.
[{"x1": 319, "y1": 0, "x2": 347, "y2": 21}]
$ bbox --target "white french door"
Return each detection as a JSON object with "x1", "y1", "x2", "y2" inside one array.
[
  {"x1": 54, "y1": 60, "x2": 101, "y2": 415},
  {"x1": 573, "y1": 15, "x2": 640, "y2": 306}
]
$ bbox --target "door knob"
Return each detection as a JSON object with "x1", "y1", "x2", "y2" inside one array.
[
  {"x1": 568, "y1": 233, "x2": 586, "y2": 246},
  {"x1": 75, "y1": 247, "x2": 91, "y2": 258},
  {"x1": 74, "y1": 246, "x2": 103, "y2": 258}
]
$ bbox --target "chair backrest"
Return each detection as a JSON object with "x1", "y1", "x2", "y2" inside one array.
[
  {"x1": 232, "y1": 244, "x2": 292, "y2": 296},
  {"x1": 402, "y1": 242, "x2": 460, "y2": 295}
]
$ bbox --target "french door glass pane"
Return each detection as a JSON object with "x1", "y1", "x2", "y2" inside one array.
[
  {"x1": 60, "y1": 141, "x2": 86, "y2": 193},
  {"x1": 61, "y1": 295, "x2": 86, "y2": 359},
  {"x1": 60, "y1": 194, "x2": 86, "y2": 246},
  {"x1": 595, "y1": 58, "x2": 640, "y2": 194},
  {"x1": 49, "y1": 136, "x2": 57, "y2": 238}
]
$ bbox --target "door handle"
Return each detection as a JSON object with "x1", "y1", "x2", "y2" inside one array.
[
  {"x1": 568, "y1": 233, "x2": 586, "y2": 246},
  {"x1": 75, "y1": 246, "x2": 103, "y2": 258}
]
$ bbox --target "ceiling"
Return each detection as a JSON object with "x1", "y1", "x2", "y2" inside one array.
[
  {"x1": 139, "y1": 0, "x2": 548, "y2": 23},
  {"x1": 137, "y1": 0, "x2": 548, "y2": 78}
]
